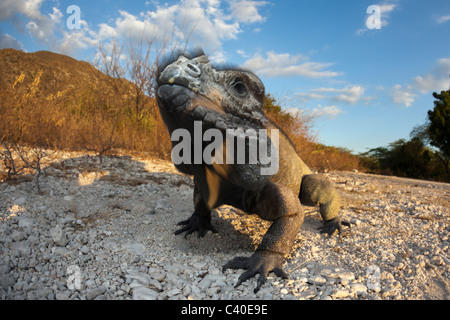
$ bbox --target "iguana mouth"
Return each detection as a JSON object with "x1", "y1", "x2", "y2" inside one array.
[
  {"x1": 156, "y1": 54, "x2": 230, "y2": 128},
  {"x1": 157, "y1": 83, "x2": 263, "y2": 133},
  {"x1": 157, "y1": 84, "x2": 225, "y2": 117},
  {"x1": 156, "y1": 54, "x2": 268, "y2": 132},
  {"x1": 157, "y1": 83, "x2": 231, "y2": 134}
]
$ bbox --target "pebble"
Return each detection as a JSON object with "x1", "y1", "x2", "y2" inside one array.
[
  {"x1": 337, "y1": 271, "x2": 355, "y2": 283},
  {"x1": 126, "y1": 270, "x2": 151, "y2": 286},
  {"x1": 122, "y1": 243, "x2": 146, "y2": 256},
  {"x1": 50, "y1": 225, "x2": 68, "y2": 247},
  {"x1": 308, "y1": 276, "x2": 327, "y2": 286},
  {"x1": 18, "y1": 216, "x2": 34, "y2": 228},
  {"x1": 87, "y1": 286, "x2": 106, "y2": 300},
  {"x1": 350, "y1": 283, "x2": 368, "y2": 296},
  {"x1": 55, "y1": 292, "x2": 70, "y2": 300},
  {"x1": 132, "y1": 287, "x2": 159, "y2": 300},
  {"x1": 332, "y1": 289, "x2": 349, "y2": 299},
  {"x1": 280, "y1": 288, "x2": 289, "y2": 295},
  {"x1": 0, "y1": 152, "x2": 449, "y2": 300},
  {"x1": 11, "y1": 231, "x2": 26, "y2": 242}
]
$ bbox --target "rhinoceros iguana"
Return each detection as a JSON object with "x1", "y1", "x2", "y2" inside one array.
[{"x1": 156, "y1": 52, "x2": 349, "y2": 293}]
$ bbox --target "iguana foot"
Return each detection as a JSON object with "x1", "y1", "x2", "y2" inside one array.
[
  {"x1": 318, "y1": 216, "x2": 351, "y2": 237},
  {"x1": 223, "y1": 251, "x2": 288, "y2": 293},
  {"x1": 174, "y1": 212, "x2": 218, "y2": 238}
]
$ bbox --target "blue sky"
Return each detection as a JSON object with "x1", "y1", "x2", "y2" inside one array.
[{"x1": 1, "y1": 0, "x2": 449, "y2": 153}]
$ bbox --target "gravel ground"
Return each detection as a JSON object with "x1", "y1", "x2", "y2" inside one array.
[{"x1": 0, "y1": 150, "x2": 449, "y2": 300}]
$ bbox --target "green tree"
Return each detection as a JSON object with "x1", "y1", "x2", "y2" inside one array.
[
  {"x1": 362, "y1": 138, "x2": 436, "y2": 180},
  {"x1": 427, "y1": 89, "x2": 450, "y2": 179}
]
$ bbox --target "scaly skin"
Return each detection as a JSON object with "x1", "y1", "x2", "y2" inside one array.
[{"x1": 156, "y1": 52, "x2": 349, "y2": 292}]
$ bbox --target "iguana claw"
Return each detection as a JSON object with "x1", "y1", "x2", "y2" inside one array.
[
  {"x1": 223, "y1": 251, "x2": 288, "y2": 293},
  {"x1": 174, "y1": 212, "x2": 218, "y2": 238},
  {"x1": 318, "y1": 216, "x2": 351, "y2": 237}
]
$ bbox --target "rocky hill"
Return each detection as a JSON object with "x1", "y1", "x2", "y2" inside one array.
[
  {"x1": 0, "y1": 49, "x2": 133, "y2": 102},
  {"x1": 0, "y1": 49, "x2": 169, "y2": 158}
]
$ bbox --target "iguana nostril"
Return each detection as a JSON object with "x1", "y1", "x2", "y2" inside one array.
[{"x1": 186, "y1": 63, "x2": 201, "y2": 76}]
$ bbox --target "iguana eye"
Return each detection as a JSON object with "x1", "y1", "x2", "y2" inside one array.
[{"x1": 230, "y1": 80, "x2": 248, "y2": 97}]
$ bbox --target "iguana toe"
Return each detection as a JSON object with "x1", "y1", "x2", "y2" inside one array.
[
  {"x1": 174, "y1": 212, "x2": 218, "y2": 238},
  {"x1": 223, "y1": 251, "x2": 287, "y2": 293},
  {"x1": 318, "y1": 216, "x2": 351, "y2": 237}
]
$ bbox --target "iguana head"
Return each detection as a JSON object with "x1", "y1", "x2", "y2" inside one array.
[
  {"x1": 156, "y1": 53, "x2": 267, "y2": 134},
  {"x1": 156, "y1": 53, "x2": 279, "y2": 184}
]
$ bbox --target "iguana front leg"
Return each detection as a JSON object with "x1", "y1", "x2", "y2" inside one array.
[
  {"x1": 223, "y1": 182, "x2": 304, "y2": 293},
  {"x1": 174, "y1": 178, "x2": 217, "y2": 238},
  {"x1": 300, "y1": 174, "x2": 350, "y2": 236}
]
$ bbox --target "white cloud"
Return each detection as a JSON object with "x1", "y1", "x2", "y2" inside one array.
[
  {"x1": 413, "y1": 74, "x2": 449, "y2": 94},
  {"x1": 0, "y1": 28, "x2": 23, "y2": 50},
  {"x1": 58, "y1": 30, "x2": 98, "y2": 56},
  {"x1": 309, "y1": 105, "x2": 346, "y2": 119},
  {"x1": 391, "y1": 84, "x2": 416, "y2": 107},
  {"x1": 98, "y1": 23, "x2": 118, "y2": 40},
  {"x1": 413, "y1": 58, "x2": 450, "y2": 93},
  {"x1": 286, "y1": 104, "x2": 345, "y2": 120},
  {"x1": 436, "y1": 15, "x2": 450, "y2": 24},
  {"x1": 285, "y1": 105, "x2": 343, "y2": 120},
  {"x1": 114, "y1": 10, "x2": 157, "y2": 39},
  {"x1": 296, "y1": 85, "x2": 366, "y2": 105},
  {"x1": 58, "y1": 19, "x2": 99, "y2": 55},
  {"x1": 49, "y1": 7, "x2": 63, "y2": 24},
  {"x1": 296, "y1": 92, "x2": 327, "y2": 102},
  {"x1": 228, "y1": 0, "x2": 269, "y2": 23},
  {"x1": 209, "y1": 50, "x2": 227, "y2": 63},
  {"x1": 242, "y1": 51, "x2": 340, "y2": 78},
  {"x1": 0, "y1": 0, "x2": 268, "y2": 59},
  {"x1": 378, "y1": 3, "x2": 397, "y2": 27},
  {"x1": 356, "y1": 1, "x2": 398, "y2": 35},
  {"x1": 0, "y1": 1, "x2": 94, "y2": 54},
  {"x1": 355, "y1": 28, "x2": 367, "y2": 36},
  {"x1": 0, "y1": 0, "x2": 61, "y2": 47},
  {"x1": 92, "y1": 0, "x2": 268, "y2": 59},
  {"x1": 291, "y1": 85, "x2": 366, "y2": 120},
  {"x1": 292, "y1": 85, "x2": 365, "y2": 120},
  {"x1": 175, "y1": 0, "x2": 241, "y2": 50},
  {"x1": 285, "y1": 107, "x2": 303, "y2": 118},
  {"x1": 390, "y1": 57, "x2": 450, "y2": 107},
  {"x1": 0, "y1": 0, "x2": 41, "y2": 21},
  {"x1": 236, "y1": 49, "x2": 248, "y2": 57},
  {"x1": 311, "y1": 86, "x2": 366, "y2": 104}
]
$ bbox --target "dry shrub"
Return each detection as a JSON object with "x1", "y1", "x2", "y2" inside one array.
[
  {"x1": 308, "y1": 144, "x2": 360, "y2": 171},
  {"x1": 0, "y1": 26, "x2": 189, "y2": 163}
]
